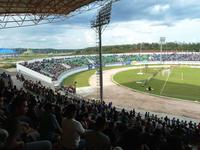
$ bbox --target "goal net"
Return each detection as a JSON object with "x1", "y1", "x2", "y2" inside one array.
[{"x1": 162, "y1": 68, "x2": 171, "y2": 77}]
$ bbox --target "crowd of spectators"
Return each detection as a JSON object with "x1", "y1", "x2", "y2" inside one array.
[
  {"x1": 21, "y1": 59, "x2": 67, "y2": 80},
  {"x1": 20, "y1": 55, "x2": 119, "y2": 81},
  {"x1": 20, "y1": 53, "x2": 200, "y2": 81},
  {"x1": 149, "y1": 53, "x2": 200, "y2": 61},
  {"x1": 120, "y1": 53, "x2": 200, "y2": 62},
  {"x1": 0, "y1": 72, "x2": 200, "y2": 150}
]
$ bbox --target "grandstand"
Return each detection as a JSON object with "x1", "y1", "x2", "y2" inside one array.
[
  {"x1": 1, "y1": 66, "x2": 200, "y2": 150},
  {"x1": 3, "y1": 50, "x2": 200, "y2": 150},
  {"x1": 1, "y1": 0, "x2": 200, "y2": 150},
  {"x1": 17, "y1": 52, "x2": 200, "y2": 85}
]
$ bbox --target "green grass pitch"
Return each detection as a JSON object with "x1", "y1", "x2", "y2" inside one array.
[
  {"x1": 113, "y1": 66, "x2": 200, "y2": 101},
  {"x1": 61, "y1": 70, "x2": 96, "y2": 87},
  {"x1": 62, "y1": 66, "x2": 130, "y2": 88}
]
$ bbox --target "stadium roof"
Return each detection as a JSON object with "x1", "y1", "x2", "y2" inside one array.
[
  {"x1": 0, "y1": 0, "x2": 98, "y2": 15},
  {"x1": 0, "y1": 0, "x2": 112, "y2": 29},
  {"x1": 0, "y1": 48, "x2": 16, "y2": 54}
]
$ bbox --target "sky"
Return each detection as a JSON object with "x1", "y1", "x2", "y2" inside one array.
[{"x1": 1, "y1": 0, "x2": 200, "y2": 49}]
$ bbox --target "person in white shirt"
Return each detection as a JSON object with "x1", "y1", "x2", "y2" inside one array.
[{"x1": 61, "y1": 104, "x2": 85, "y2": 150}]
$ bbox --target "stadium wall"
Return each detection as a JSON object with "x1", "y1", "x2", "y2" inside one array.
[
  {"x1": 53, "y1": 61, "x2": 200, "y2": 87},
  {"x1": 54, "y1": 66, "x2": 89, "y2": 86},
  {"x1": 16, "y1": 63, "x2": 53, "y2": 84},
  {"x1": 54, "y1": 62, "x2": 124, "y2": 86},
  {"x1": 137, "y1": 61, "x2": 200, "y2": 65}
]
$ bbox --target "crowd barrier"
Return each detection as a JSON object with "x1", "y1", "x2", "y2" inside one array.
[{"x1": 136, "y1": 61, "x2": 200, "y2": 65}]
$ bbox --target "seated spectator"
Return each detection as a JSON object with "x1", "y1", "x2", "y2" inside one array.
[
  {"x1": 116, "y1": 128, "x2": 141, "y2": 150},
  {"x1": 39, "y1": 103, "x2": 62, "y2": 142},
  {"x1": 5, "y1": 119, "x2": 52, "y2": 150},
  {"x1": 0, "y1": 96, "x2": 7, "y2": 128},
  {"x1": 3, "y1": 71, "x2": 200, "y2": 150},
  {"x1": 8, "y1": 95, "x2": 37, "y2": 137},
  {"x1": 5, "y1": 97, "x2": 52, "y2": 150},
  {"x1": 9, "y1": 96, "x2": 27, "y2": 116},
  {"x1": 61, "y1": 104, "x2": 85, "y2": 150},
  {"x1": 54, "y1": 105, "x2": 62, "y2": 126},
  {"x1": 80, "y1": 113, "x2": 89, "y2": 129},
  {"x1": 0, "y1": 128, "x2": 9, "y2": 149},
  {"x1": 84, "y1": 116, "x2": 111, "y2": 150}
]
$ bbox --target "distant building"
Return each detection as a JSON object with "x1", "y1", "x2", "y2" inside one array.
[
  {"x1": 0, "y1": 48, "x2": 18, "y2": 58},
  {"x1": 22, "y1": 49, "x2": 33, "y2": 55}
]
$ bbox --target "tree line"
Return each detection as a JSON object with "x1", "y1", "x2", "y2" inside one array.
[
  {"x1": 75, "y1": 42, "x2": 200, "y2": 55},
  {"x1": 13, "y1": 42, "x2": 200, "y2": 55}
]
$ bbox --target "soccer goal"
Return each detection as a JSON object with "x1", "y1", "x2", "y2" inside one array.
[{"x1": 161, "y1": 68, "x2": 171, "y2": 77}]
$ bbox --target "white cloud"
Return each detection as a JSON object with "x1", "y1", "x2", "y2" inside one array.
[
  {"x1": 0, "y1": 0, "x2": 200, "y2": 49},
  {"x1": 150, "y1": 4, "x2": 170, "y2": 15},
  {"x1": 102, "y1": 19, "x2": 200, "y2": 45},
  {"x1": 84, "y1": 30, "x2": 95, "y2": 46},
  {"x1": 173, "y1": 0, "x2": 198, "y2": 6},
  {"x1": 1, "y1": 19, "x2": 200, "y2": 49},
  {"x1": 0, "y1": 18, "x2": 200, "y2": 49}
]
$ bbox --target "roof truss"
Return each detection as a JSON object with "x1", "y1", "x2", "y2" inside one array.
[{"x1": 0, "y1": 0, "x2": 112, "y2": 29}]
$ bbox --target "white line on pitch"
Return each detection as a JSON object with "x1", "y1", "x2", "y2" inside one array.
[
  {"x1": 160, "y1": 69, "x2": 172, "y2": 95},
  {"x1": 181, "y1": 72, "x2": 184, "y2": 80}
]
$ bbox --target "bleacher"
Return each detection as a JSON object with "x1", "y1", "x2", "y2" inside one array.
[
  {"x1": 0, "y1": 72, "x2": 200, "y2": 150},
  {"x1": 20, "y1": 53, "x2": 200, "y2": 82}
]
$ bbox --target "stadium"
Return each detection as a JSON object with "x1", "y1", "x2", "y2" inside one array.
[
  {"x1": 16, "y1": 52, "x2": 200, "y2": 119},
  {"x1": 1, "y1": 0, "x2": 200, "y2": 150}
]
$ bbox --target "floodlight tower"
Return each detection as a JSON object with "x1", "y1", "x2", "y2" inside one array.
[
  {"x1": 91, "y1": 1, "x2": 112, "y2": 101},
  {"x1": 160, "y1": 37, "x2": 166, "y2": 62}
]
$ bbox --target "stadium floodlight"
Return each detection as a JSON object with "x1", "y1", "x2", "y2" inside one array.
[
  {"x1": 91, "y1": 2, "x2": 112, "y2": 28},
  {"x1": 160, "y1": 37, "x2": 166, "y2": 43},
  {"x1": 91, "y1": 1, "x2": 113, "y2": 101},
  {"x1": 160, "y1": 37, "x2": 166, "y2": 62}
]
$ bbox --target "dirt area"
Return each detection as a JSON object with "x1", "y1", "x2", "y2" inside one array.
[
  {"x1": 6, "y1": 68, "x2": 16, "y2": 72},
  {"x1": 81, "y1": 66, "x2": 200, "y2": 120}
]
